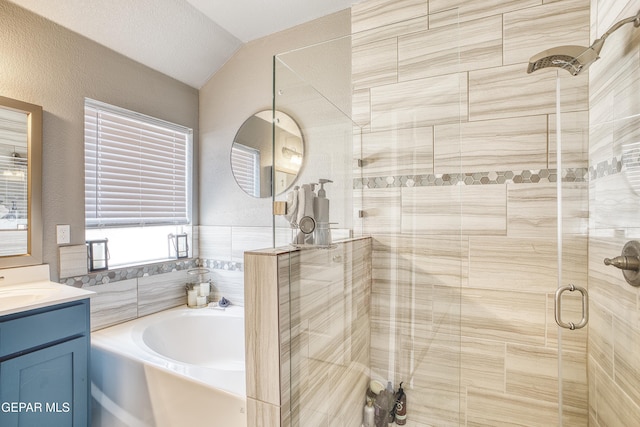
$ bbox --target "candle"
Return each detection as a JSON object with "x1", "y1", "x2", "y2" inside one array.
[
  {"x1": 199, "y1": 282, "x2": 210, "y2": 297},
  {"x1": 196, "y1": 296, "x2": 206, "y2": 307},
  {"x1": 187, "y1": 289, "x2": 198, "y2": 307}
]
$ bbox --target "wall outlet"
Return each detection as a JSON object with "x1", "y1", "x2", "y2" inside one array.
[{"x1": 56, "y1": 224, "x2": 70, "y2": 245}]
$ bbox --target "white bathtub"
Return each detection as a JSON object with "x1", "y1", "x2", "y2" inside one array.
[{"x1": 90, "y1": 305, "x2": 246, "y2": 427}]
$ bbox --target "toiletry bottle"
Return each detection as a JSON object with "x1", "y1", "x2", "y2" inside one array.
[
  {"x1": 394, "y1": 382, "x2": 406, "y2": 425},
  {"x1": 363, "y1": 398, "x2": 375, "y2": 427},
  {"x1": 313, "y1": 179, "x2": 333, "y2": 246},
  {"x1": 385, "y1": 381, "x2": 395, "y2": 424}
]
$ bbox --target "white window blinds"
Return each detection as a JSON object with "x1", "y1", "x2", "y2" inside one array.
[
  {"x1": 84, "y1": 99, "x2": 192, "y2": 228},
  {"x1": 231, "y1": 143, "x2": 260, "y2": 197}
]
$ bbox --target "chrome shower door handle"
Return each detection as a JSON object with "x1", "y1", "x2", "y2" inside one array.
[{"x1": 554, "y1": 284, "x2": 589, "y2": 330}]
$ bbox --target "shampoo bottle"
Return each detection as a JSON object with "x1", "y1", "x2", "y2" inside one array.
[
  {"x1": 394, "y1": 382, "x2": 406, "y2": 425},
  {"x1": 363, "y1": 399, "x2": 375, "y2": 427},
  {"x1": 313, "y1": 179, "x2": 333, "y2": 246}
]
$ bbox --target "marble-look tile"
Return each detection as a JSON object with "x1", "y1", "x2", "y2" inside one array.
[
  {"x1": 429, "y1": 0, "x2": 539, "y2": 28},
  {"x1": 467, "y1": 388, "x2": 558, "y2": 426},
  {"x1": 352, "y1": 88, "x2": 371, "y2": 128},
  {"x1": 613, "y1": 315, "x2": 640, "y2": 404},
  {"x1": 210, "y1": 269, "x2": 244, "y2": 306},
  {"x1": 593, "y1": 362, "x2": 640, "y2": 427},
  {"x1": 506, "y1": 344, "x2": 587, "y2": 415},
  {"x1": 358, "y1": 187, "x2": 402, "y2": 234},
  {"x1": 137, "y1": 270, "x2": 189, "y2": 317},
  {"x1": 244, "y1": 252, "x2": 280, "y2": 405},
  {"x1": 59, "y1": 244, "x2": 88, "y2": 278},
  {"x1": 351, "y1": 0, "x2": 427, "y2": 34},
  {"x1": 548, "y1": 110, "x2": 589, "y2": 168},
  {"x1": 468, "y1": 63, "x2": 588, "y2": 121},
  {"x1": 469, "y1": 236, "x2": 587, "y2": 292},
  {"x1": 247, "y1": 398, "x2": 280, "y2": 427},
  {"x1": 461, "y1": 288, "x2": 546, "y2": 346},
  {"x1": 503, "y1": 0, "x2": 590, "y2": 66},
  {"x1": 231, "y1": 226, "x2": 273, "y2": 262},
  {"x1": 461, "y1": 337, "x2": 505, "y2": 393},
  {"x1": 399, "y1": 15, "x2": 502, "y2": 81},
  {"x1": 590, "y1": 173, "x2": 640, "y2": 230},
  {"x1": 84, "y1": 278, "x2": 137, "y2": 331},
  {"x1": 361, "y1": 126, "x2": 433, "y2": 177},
  {"x1": 370, "y1": 73, "x2": 468, "y2": 131},
  {"x1": 507, "y1": 182, "x2": 588, "y2": 238},
  {"x1": 401, "y1": 185, "x2": 506, "y2": 234},
  {"x1": 352, "y1": 15, "x2": 428, "y2": 47},
  {"x1": 434, "y1": 115, "x2": 548, "y2": 173},
  {"x1": 353, "y1": 37, "x2": 397, "y2": 90},
  {"x1": 586, "y1": 301, "x2": 614, "y2": 377},
  {"x1": 198, "y1": 225, "x2": 232, "y2": 260}
]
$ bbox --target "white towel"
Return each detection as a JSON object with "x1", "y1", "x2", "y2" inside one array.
[{"x1": 284, "y1": 187, "x2": 299, "y2": 225}]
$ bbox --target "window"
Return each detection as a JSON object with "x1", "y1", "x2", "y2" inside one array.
[
  {"x1": 231, "y1": 143, "x2": 260, "y2": 197},
  {"x1": 84, "y1": 99, "x2": 192, "y2": 267}
]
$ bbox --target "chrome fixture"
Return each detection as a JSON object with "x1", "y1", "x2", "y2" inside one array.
[
  {"x1": 555, "y1": 284, "x2": 589, "y2": 330},
  {"x1": 527, "y1": 9, "x2": 640, "y2": 75},
  {"x1": 603, "y1": 240, "x2": 640, "y2": 286}
]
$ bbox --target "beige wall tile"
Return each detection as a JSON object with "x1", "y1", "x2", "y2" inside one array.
[
  {"x1": 198, "y1": 225, "x2": 232, "y2": 260},
  {"x1": 361, "y1": 126, "x2": 433, "y2": 177},
  {"x1": 593, "y1": 363, "x2": 640, "y2": 426},
  {"x1": 59, "y1": 244, "x2": 88, "y2": 278},
  {"x1": 461, "y1": 337, "x2": 506, "y2": 393},
  {"x1": 137, "y1": 270, "x2": 189, "y2": 316},
  {"x1": 247, "y1": 398, "x2": 280, "y2": 427},
  {"x1": 351, "y1": 0, "x2": 427, "y2": 33},
  {"x1": 244, "y1": 252, "x2": 280, "y2": 405},
  {"x1": 507, "y1": 182, "x2": 588, "y2": 238},
  {"x1": 434, "y1": 116, "x2": 548, "y2": 173},
  {"x1": 401, "y1": 185, "x2": 506, "y2": 234},
  {"x1": 613, "y1": 315, "x2": 640, "y2": 404},
  {"x1": 429, "y1": 0, "x2": 539, "y2": 28},
  {"x1": 469, "y1": 63, "x2": 588, "y2": 121},
  {"x1": 467, "y1": 388, "x2": 558, "y2": 426},
  {"x1": 371, "y1": 73, "x2": 468, "y2": 131},
  {"x1": 590, "y1": 173, "x2": 640, "y2": 230},
  {"x1": 461, "y1": 288, "x2": 546, "y2": 346},
  {"x1": 399, "y1": 15, "x2": 503, "y2": 80},
  {"x1": 361, "y1": 187, "x2": 402, "y2": 234},
  {"x1": 353, "y1": 37, "x2": 398, "y2": 90},
  {"x1": 84, "y1": 278, "x2": 137, "y2": 331},
  {"x1": 503, "y1": 0, "x2": 590, "y2": 66},
  {"x1": 548, "y1": 110, "x2": 589, "y2": 169}
]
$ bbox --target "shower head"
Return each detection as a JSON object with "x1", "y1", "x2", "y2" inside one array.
[
  {"x1": 527, "y1": 9, "x2": 640, "y2": 76},
  {"x1": 526, "y1": 45, "x2": 600, "y2": 75}
]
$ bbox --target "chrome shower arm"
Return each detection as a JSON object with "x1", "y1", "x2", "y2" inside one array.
[{"x1": 591, "y1": 9, "x2": 640, "y2": 53}]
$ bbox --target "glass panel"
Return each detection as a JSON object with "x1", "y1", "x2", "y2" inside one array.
[
  {"x1": 275, "y1": 11, "x2": 464, "y2": 426},
  {"x1": 556, "y1": 70, "x2": 589, "y2": 426}
]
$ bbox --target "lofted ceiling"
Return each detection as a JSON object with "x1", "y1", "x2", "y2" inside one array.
[{"x1": 8, "y1": 0, "x2": 359, "y2": 88}]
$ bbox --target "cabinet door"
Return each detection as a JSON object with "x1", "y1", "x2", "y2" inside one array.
[{"x1": 0, "y1": 336, "x2": 88, "y2": 427}]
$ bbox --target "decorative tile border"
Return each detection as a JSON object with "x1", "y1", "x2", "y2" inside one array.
[
  {"x1": 354, "y1": 168, "x2": 589, "y2": 189},
  {"x1": 591, "y1": 156, "x2": 623, "y2": 180},
  {"x1": 61, "y1": 258, "x2": 243, "y2": 287}
]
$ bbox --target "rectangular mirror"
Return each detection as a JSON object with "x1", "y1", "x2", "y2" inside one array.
[{"x1": 0, "y1": 96, "x2": 42, "y2": 268}]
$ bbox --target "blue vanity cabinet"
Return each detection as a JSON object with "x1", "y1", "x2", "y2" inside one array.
[{"x1": 0, "y1": 299, "x2": 90, "y2": 427}]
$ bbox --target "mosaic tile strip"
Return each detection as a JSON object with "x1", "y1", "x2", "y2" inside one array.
[
  {"x1": 590, "y1": 156, "x2": 623, "y2": 180},
  {"x1": 354, "y1": 168, "x2": 589, "y2": 189},
  {"x1": 61, "y1": 258, "x2": 243, "y2": 287},
  {"x1": 199, "y1": 258, "x2": 243, "y2": 272}
]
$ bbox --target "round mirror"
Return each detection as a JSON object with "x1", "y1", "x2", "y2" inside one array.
[{"x1": 231, "y1": 110, "x2": 304, "y2": 198}]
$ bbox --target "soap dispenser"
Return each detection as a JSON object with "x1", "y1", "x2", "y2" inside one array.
[{"x1": 313, "y1": 179, "x2": 333, "y2": 246}]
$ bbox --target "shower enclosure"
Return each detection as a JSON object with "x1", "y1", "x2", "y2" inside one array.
[{"x1": 271, "y1": 9, "x2": 591, "y2": 426}]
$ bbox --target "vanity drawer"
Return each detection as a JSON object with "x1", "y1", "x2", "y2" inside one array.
[{"x1": 0, "y1": 300, "x2": 88, "y2": 358}]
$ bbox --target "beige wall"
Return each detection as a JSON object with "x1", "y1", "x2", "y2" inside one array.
[
  {"x1": 588, "y1": 0, "x2": 640, "y2": 425},
  {"x1": 0, "y1": 0, "x2": 199, "y2": 281}
]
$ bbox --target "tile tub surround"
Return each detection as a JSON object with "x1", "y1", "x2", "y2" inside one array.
[
  {"x1": 244, "y1": 237, "x2": 372, "y2": 427},
  {"x1": 351, "y1": 0, "x2": 591, "y2": 425}
]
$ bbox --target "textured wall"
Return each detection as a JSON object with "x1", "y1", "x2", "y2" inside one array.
[
  {"x1": 587, "y1": 0, "x2": 640, "y2": 425},
  {"x1": 0, "y1": 0, "x2": 199, "y2": 281},
  {"x1": 352, "y1": 0, "x2": 590, "y2": 425}
]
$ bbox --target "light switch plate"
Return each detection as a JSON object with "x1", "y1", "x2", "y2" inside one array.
[{"x1": 56, "y1": 224, "x2": 70, "y2": 244}]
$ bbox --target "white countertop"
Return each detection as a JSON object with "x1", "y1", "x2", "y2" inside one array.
[{"x1": 0, "y1": 265, "x2": 94, "y2": 317}]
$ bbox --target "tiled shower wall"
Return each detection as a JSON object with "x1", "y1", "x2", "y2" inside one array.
[
  {"x1": 352, "y1": 0, "x2": 590, "y2": 425},
  {"x1": 587, "y1": 0, "x2": 640, "y2": 425}
]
